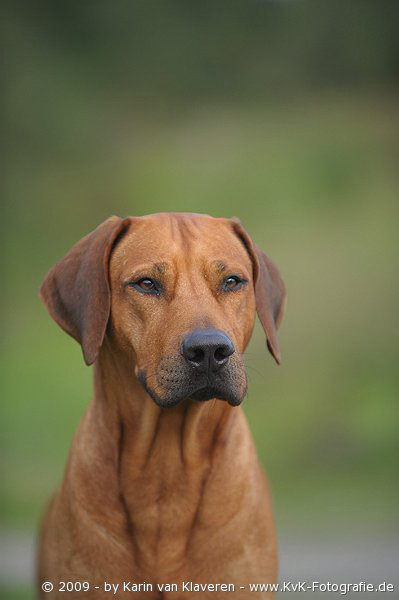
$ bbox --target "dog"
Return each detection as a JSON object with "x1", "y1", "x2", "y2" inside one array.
[{"x1": 38, "y1": 213, "x2": 285, "y2": 598}]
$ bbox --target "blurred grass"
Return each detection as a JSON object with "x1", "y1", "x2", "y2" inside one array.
[
  {"x1": 2, "y1": 93, "x2": 398, "y2": 537},
  {"x1": 0, "y1": 588, "x2": 35, "y2": 600}
]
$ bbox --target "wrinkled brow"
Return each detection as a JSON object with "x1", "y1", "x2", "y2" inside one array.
[
  {"x1": 122, "y1": 262, "x2": 169, "y2": 283},
  {"x1": 214, "y1": 261, "x2": 227, "y2": 273},
  {"x1": 153, "y1": 262, "x2": 168, "y2": 275}
]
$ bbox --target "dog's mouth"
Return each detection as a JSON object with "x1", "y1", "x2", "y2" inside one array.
[
  {"x1": 188, "y1": 385, "x2": 241, "y2": 406},
  {"x1": 138, "y1": 368, "x2": 245, "y2": 409},
  {"x1": 137, "y1": 349, "x2": 248, "y2": 409},
  {"x1": 189, "y1": 386, "x2": 220, "y2": 402}
]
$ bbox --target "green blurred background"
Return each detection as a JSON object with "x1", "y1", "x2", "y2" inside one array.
[{"x1": 2, "y1": 1, "x2": 399, "y2": 598}]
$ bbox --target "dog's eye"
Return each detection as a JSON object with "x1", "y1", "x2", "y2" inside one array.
[
  {"x1": 137, "y1": 278, "x2": 155, "y2": 290},
  {"x1": 130, "y1": 278, "x2": 160, "y2": 295},
  {"x1": 223, "y1": 275, "x2": 246, "y2": 292}
]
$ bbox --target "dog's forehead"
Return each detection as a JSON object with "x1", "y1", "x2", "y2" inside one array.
[{"x1": 111, "y1": 213, "x2": 251, "y2": 270}]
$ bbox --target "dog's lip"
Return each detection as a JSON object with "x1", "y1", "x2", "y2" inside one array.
[
  {"x1": 138, "y1": 368, "x2": 244, "y2": 408},
  {"x1": 189, "y1": 385, "x2": 243, "y2": 406},
  {"x1": 189, "y1": 386, "x2": 219, "y2": 402}
]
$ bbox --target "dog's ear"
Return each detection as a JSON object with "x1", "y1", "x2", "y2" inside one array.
[
  {"x1": 40, "y1": 216, "x2": 131, "y2": 365},
  {"x1": 232, "y1": 218, "x2": 286, "y2": 364}
]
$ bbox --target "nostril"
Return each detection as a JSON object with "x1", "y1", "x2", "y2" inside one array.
[
  {"x1": 214, "y1": 346, "x2": 230, "y2": 363},
  {"x1": 186, "y1": 347, "x2": 205, "y2": 366}
]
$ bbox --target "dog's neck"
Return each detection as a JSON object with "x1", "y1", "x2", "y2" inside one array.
[{"x1": 90, "y1": 343, "x2": 248, "y2": 573}]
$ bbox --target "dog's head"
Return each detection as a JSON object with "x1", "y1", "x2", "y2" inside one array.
[{"x1": 40, "y1": 213, "x2": 285, "y2": 408}]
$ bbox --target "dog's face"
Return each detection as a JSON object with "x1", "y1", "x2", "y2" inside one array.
[
  {"x1": 108, "y1": 214, "x2": 256, "y2": 407},
  {"x1": 40, "y1": 213, "x2": 285, "y2": 409}
]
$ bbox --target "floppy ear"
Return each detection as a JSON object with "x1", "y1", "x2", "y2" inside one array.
[
  {"x1": 232, "y1": 219, "x2": 286, "y2": 364},
  {"x1": 40, "y1": 216, "x2": 131, "y2": 365}
]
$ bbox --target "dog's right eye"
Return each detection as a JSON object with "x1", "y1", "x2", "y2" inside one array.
[{"x1": 128, "y1": 278, "x2": 160, "y2": 295}]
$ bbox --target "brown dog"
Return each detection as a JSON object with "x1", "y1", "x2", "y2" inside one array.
[{"x1": 38, "y1": 213, "x2": 285, "y2": 599}]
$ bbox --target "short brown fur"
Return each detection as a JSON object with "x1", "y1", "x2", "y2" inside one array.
[{"x1": 38, "y1": 213, "x2": 285, "y2": 599}]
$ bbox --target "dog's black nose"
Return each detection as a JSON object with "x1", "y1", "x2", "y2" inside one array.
[{"x1": 181, "y1": 329, "x2": 235, "y2": 373}]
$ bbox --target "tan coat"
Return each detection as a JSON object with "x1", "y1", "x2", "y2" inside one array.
[{"x1": 38, "y1": 213, "x2": 285, "y2": 599}]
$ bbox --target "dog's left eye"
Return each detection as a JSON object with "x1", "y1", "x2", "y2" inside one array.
[{"x1": 222, "y1": 276, "x2": 245, "y2": 292}]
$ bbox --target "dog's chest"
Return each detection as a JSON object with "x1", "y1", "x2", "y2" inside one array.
[{"x1": 120, "y1": 441, "x2": 210, "y2": 572}]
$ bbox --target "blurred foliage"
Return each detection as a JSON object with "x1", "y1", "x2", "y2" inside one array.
[
  {"x1": 4, "y1": 0, "x2": 399, "y2": 106},
  {"x1": 2, "y1": 0, "x2": 398, "y2": 556},
  {"x1": 0, "y1": 588, "x2": 35, "y2": 600}
]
